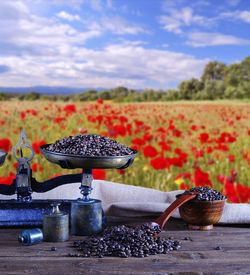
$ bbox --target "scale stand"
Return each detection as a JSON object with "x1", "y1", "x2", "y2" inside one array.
[
  {"x1": 0, "y1": 130, "x2": 137, "y2": 235},
  {"x1": 71, "y1": 169, "x2": 102, "y2": 235}
]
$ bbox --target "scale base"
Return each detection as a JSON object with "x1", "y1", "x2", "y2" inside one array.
[
  {"x1": 0, "y1": 199, "x2": 105, "y2": 230},
  {"x1": 0, "y1": 199, "x2": 73, "y2": 227}
]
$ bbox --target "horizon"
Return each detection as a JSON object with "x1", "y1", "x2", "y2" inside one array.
[{"x1": 0, "y1": 0, "x2": 250, "y2": 90}]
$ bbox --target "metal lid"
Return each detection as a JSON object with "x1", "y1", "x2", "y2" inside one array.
[{"x1": 45, "y1": 203, "x2": 67, "y2": 217}]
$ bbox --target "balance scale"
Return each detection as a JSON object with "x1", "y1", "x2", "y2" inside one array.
[{"x1": 0, "y1": 129, "x2": 137, "y2": 234}]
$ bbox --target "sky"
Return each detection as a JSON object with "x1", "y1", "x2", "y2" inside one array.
[{"x1": 0, "y1": 0, "x2": 250, "y2": 89}]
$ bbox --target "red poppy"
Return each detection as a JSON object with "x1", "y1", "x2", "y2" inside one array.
[
  {"x1": 156, "y1": 127, "x2": 165, "y2": 133},
  {"x1": 180, "y1": 183, "x2": 191, "y2": 190},
  {"x1": 119, "y1": 116, "x2": 128, "y2": 124},
  {"x1": 54, "y1": 117, "x2": 64, "y2": 124},
  {"x1": 158, "y1": 141, "x2": 171, "y2": 152},
  {"x1": 134, "y1": 120, "x2": 144, "y2": 127},
  {"x1": 172, "y1": 129, "x2": 182, "y2": 137},
  {"x1": 113, "y1": 125, "x2": 126, "y2": 137},
  {"x1": 223, "y1": 179, "x2": 249, "y2": 203},
  {"x1": 214, "y1": 143, "x2": 229, "y2": 151},
  {"x1": 191, "y1": 125, "x2": 198, "y2": 131},
  {"x1": 150, "y1": 157, "x2": 167, "y2": 170},
  {"x1": 29, "y1": 109, "x2": 38, "y2": 116},
  {"x1": 217, "y1": 171, "x2": 249, "y2": 202},
  {"x1": 32, "y1": 140, "x2": 47, "y2": 154},
  {"x1": 143, "y1": 145, "x2": 158, "y2": 158},
  {"x1": 117, "y1": 169, "x2": 126, "y2": 175},
  {"x1": 31, "y1": 163, "x2": 44, "y2": 172},
  {"x1": 192, "y1": 147, "x2": 204, "y2": 158},
  {"x1": 20, "y1": 112, "x2": 26, "y2": 120},
  {"x1": 194, "y1": 168, "x2": 212, "y2": 187},
  {"x1": 167, "y1": 157, "x2": 184, "y2": 168},
  {"x1": 126, "y1": 123, "x2": 132, "y2": 135},
  {"x1": 93, "y1": 169, "x2": 106, "y2": 180},
  {"x1": 142, "y1": 133, "x2": 153, "y2": 142},
  {"x1": 96, "y1": 115, "x2": 103, "y2": 123},
  {"x1": 0, "y1": 172, "x2": 15, "y2": 185},
  {"x1": 132, "y1": 138, "x2": 144, "y2": 147},
  {"x1": 0, "y1": 138, "x2": 12, "y2": 152},
  {"x1": 97, "y1": 99, "x2": 104, "y2": 104},
  {"x1": 63, "y1": 104, "x2": 76, "y2": 114},
  {"x1": 217, "y1": 132, "x2": 236, "y2": 143},
  {"x1": 228, "y1": 155, "x2": 235, "y2": 163},
  {"x1": 234, "y1": 183, "x2": 250, "y2": 202},
  {"x1": 199, "y1": 133, "x2": 209, "y2": 143},
  {"x1": 207, "y1": 146, "x2": 213, "y2": 154}
]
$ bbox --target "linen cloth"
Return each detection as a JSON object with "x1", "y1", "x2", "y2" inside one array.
[{"x1": 1, "y1": 180, "x2": 249, "y2": 224}]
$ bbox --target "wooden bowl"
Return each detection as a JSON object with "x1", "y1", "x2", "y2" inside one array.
[{"x1": 178, "y1": 199, "x2": 226, "y2": 230}]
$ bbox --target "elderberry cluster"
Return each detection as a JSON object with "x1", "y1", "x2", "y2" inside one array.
[
  {"x1": 184, "y1": 187, "x2": 226, "y2": 201},
  {"x1": 46, "y1": 134, "x2": 136, "y2": 156},
  {"x1": 70, "y1": 224, "x2": 181, "y2": 258}
]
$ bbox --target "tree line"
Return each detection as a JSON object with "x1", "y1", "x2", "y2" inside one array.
[{"x1": 1, "y1": 56, "x2": 250, "y2": 102}]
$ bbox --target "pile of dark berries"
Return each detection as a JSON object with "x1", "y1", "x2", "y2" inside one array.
[
  {"x1": 46, "y1": 134, "x2": 136, "y2": 156},
  {"x1": 183, "y1": 187, "x2": 226, "y2": 201},
  {"x1": 70, "y1": 223, "x2": 181, "y2": 258}
]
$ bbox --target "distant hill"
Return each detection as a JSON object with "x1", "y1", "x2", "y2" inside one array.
[{"x1": 0, "y1": 86, "x2": 105, "y2": 95}]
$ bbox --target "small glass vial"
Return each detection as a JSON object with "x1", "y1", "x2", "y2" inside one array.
[
  {"x1": 43, "y1": 203, "x2": 69, "y2": 242},
  {"x1": 18, "y1": 228, "x2": 43, "y2": 246}
]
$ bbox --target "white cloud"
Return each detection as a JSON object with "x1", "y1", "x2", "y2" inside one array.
[
  {"x1": 100, "y1": 17, "x2": 146, "y2": 35},
  {"x1": 158, "y1": 7, "x2": 209, "y2": 34},
  {"x1": 0, "y1": 1, "x2": 101, "y2": 55},
  {"x1": 50, "y1": 0, "x2": 84, "y2": 9},
  {"x1": 81, "y1": 16, "x2": 147, "y2": 35},
  {"x1": 0, "y1": 0, "x2": 207, "y2": 88},
  {"x1": 239, "y1": 10, "x2": 250, "y2": 23},
  {"x1": 220, "y1": 9, "x2": 250, "y2": 24},
  {"x1": 0, "y1": 42, "x2": 208, "y2": 88},
  {"x1": 56, "y1": 11, "x2": 80, "y2": 21},
  {"x1": 186, "y1": 31, "x2": 250, "y2": 47}
]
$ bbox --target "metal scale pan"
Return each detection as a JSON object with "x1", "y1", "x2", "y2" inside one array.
[
  {"x1": 40, "y1": 143, "x2": 138, "y2": 235},
  {"x1": 40, "y1": 144, "x2": 138, "y2": 170}
]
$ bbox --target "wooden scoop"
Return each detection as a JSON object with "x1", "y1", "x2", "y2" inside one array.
[{"x1": 149, "y1": 193, "x2": 197, "y2": 231}]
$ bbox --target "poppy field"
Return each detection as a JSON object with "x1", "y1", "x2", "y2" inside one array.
[{"x1": 0, "y1": 100, "x2": 249, "y2": 203}]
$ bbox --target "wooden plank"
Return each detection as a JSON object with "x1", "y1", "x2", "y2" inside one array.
[
  {"x1": 0, "y1": 218, "x2": 250, "y2": 274},
  {"x1": 1, "y1": 237, "x2": 250, "y2": 257},
  {"x1": 0, "y1": 257, "x2": 250, "y2": 274}
]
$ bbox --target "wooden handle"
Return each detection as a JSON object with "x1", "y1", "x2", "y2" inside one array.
[{"x1": 154, "y1": 193, "x2": 197, "y2": 229}]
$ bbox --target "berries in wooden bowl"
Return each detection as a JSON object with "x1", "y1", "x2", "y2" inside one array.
[{"x1": 177, "y1": 187, "x2": 227, "y2": 230}]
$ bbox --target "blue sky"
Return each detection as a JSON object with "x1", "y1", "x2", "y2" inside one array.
[{"x1": 0, "y1": 0, "x2": 249, "y2": 89}]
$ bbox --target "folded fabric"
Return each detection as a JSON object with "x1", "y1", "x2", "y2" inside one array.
[{"x1": 0, "y1": 180, "x2": 249, "y2": 224}]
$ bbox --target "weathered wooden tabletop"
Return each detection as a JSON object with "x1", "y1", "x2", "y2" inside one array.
[{"x1": 0, "y1": 217, "x2": 250, "y2": 275}]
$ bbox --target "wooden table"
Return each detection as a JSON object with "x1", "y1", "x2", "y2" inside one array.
[{"x1": 1, "y1": 217, "x2": 250, "y2": 275}]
